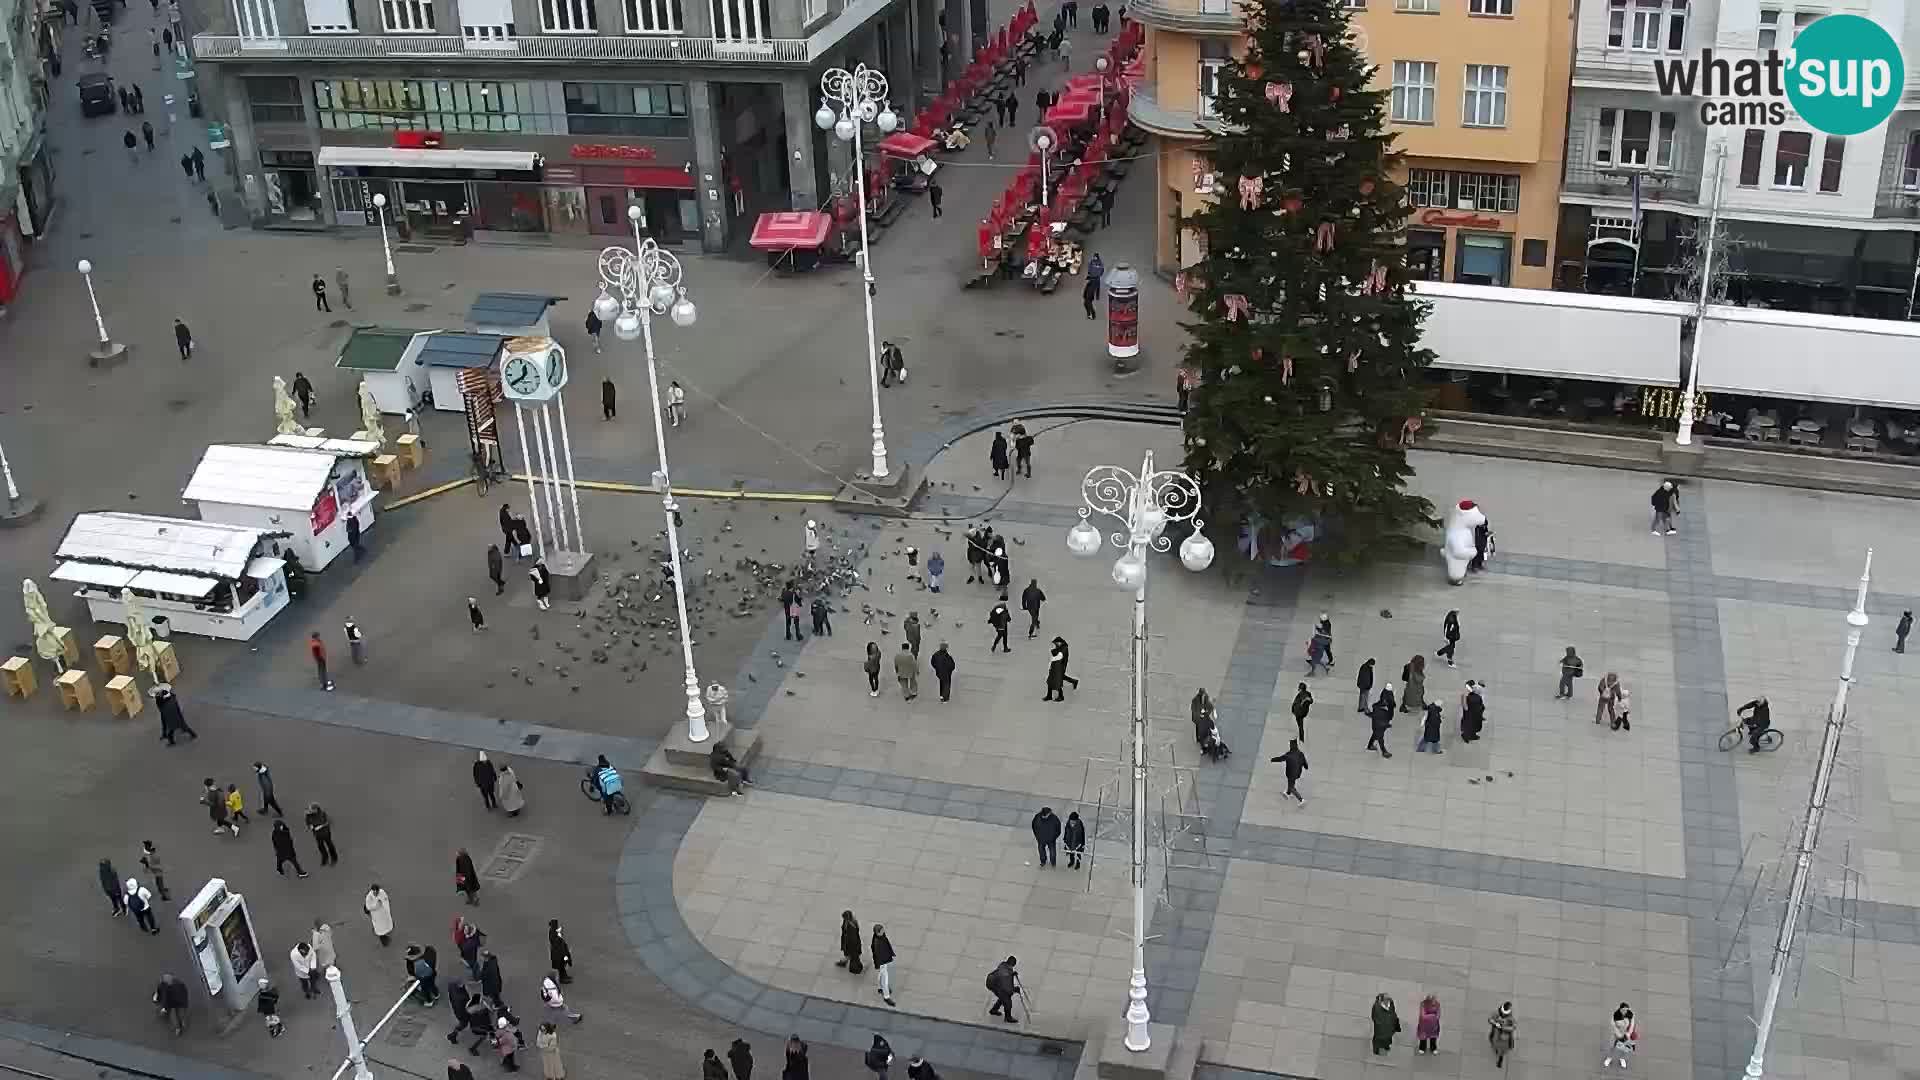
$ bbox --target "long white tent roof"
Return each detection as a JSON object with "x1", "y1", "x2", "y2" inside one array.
[
  {"x1": 56, "y1": 512, "x2": 273, "y2": 581},
  {"x1": 182, "y1": 444, "x2": 340, "y2": 511}
]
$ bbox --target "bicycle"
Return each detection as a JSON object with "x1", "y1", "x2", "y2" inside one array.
[
  {"x1": 580, "y1": 768, "x2": 631, "y2": 814},
  {"x1": 1718, "y1": 723, "x2": 1782, "y2": 753}
]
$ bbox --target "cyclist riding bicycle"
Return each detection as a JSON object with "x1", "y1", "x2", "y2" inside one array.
[
  {"x1": 592, "y1": 755, "x2": 623, "y2": 813},
  {"x1": 1736, "y1": 697, "x2": 1771, "y2": 753}
]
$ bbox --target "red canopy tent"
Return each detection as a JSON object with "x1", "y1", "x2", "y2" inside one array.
[
  {"x1": 875, "y1": 132, "x2": 937, "y2": 159},
  {"x1": 749, "y1": 211, "x2": 833, "y2": 252}
]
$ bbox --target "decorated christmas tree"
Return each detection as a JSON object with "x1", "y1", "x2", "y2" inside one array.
[{"x1": 1178, "y1": 0, "x2": 1437, "y2": 566}]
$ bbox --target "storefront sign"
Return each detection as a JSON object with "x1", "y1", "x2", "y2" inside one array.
[
  {"x1": 572, "y1": 144, "x2": 658, "y2": 161},
  {"x1": 394, "y1": 131, "x2": 444, "y2": 149},
  {"x1": 207, "y1": 122, "x2": 230, "y2": 150},
  {"x1": 1419, "y1": 209, "x2": 1505, "y2": 229}
]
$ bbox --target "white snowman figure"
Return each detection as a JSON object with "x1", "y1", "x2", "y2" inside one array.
[{"x1": 1441, "y1": 500, "x2": 1485, "y2": 586}]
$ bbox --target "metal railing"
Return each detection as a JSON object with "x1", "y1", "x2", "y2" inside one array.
[
  {"x1": 1562, "y1": 160, "x2": 1702, "y2": 203},
  {"x1": 1125, "y1": 0, "x2": 1244, "y2": 32},
  {"x1": 192, "y1": 29, "x2": 809, "y2": 62},
  {"x1": 1572, "y1": 44, "x2": 1665, "y2": 83}
]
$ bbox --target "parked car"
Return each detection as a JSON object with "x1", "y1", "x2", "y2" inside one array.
[{"x1": 77, "y1": 72, "x2": 115, "y2": 116}]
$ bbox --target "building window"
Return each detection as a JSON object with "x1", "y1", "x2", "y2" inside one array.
[
  {"x1": 314, "y1": 78, "x2": 553, "y2": 132},
  {"x1": 804, "y1": 0, "x2": 827, "y2": 18},
  {"x1": 248, "y1": 76, "x2": 305, "y2": 123},
  {"x1": 711, "y1": 0, "x2": 771, "y2": 39},
  {"x1": 380, "y1": 0, "x2": 433, "y2": 31},
  {"x1": 1773, "y1": 129, "x2": 1811, "y2": 188},
  {"x1": 623, "y1": 0, "x2": 682, "y2": 30},
  {"x1": 1595, "y1": 109, "x2": 1677, "y2": 168},
  {"x1": 1395, "y1": 0, "x2": 1438, "y2": 12},
  {"x1": 1738, "y1": 128, "x2": 1764, "y2": 186},
  {"x1": 1454, "y1": 171, "x2": 1520, "y2": 212},
  {"x1": 1197, "y1": 41, "x2": 1230, "y2": 119},
  {"x1": 1390, "y1": 60, "x2": 1436, "y2": 124},
  {"x1": 1469, "y1": 0, "x2": 1513, "y2": 14},
  {"x1": 1406, "y1": 229, "x2": 1445, "y2": 280},
  {"x1": 1461, "y1": 64, "x2": 1507, "y2": 128},
  {"x1": 304, "y1": 0, "x2": 357, "y2": 32},
  {"x1": 540, "y1": 0, "x2": 596, "y2": 31},
  {"x1": 563, "y1": 82, "x2": 690, "y2": 136},
  {"x1": 1522, "y1": 238, "x2": 1548, "y2": 266},
  {"x1": 1792, "y1": 10, "x2": 1818, "y2": 39},
  {"x1": 1406, "y1": 168, "x2": 1450, "y2": 207},
  {"x1": 1903, "y1": 131, "x2": 1920, "y2": 191},
  {"x1": 1607, "y1": 0, "x2": 1625, "y2": 45},
  {"x1": 463, "y1": 21, "x2": 511, "y2": 35},
  {"x1": 1818, "y1": 134, "x2": 1844, "y2": 192},
  {"x1": 1454, "y1": 233, "x2": 1512, "y2": 286},
  {"x1": 460, "y1": 0, "x2": 513, "y2": 37},
  {"x1": 1626, "y1": 0, "x2": 1686, "y2": 50},
  {"x1": 1757, "y1": 8, "x2": 1778, "y2": 47},
  {"x1": 1344, "y1": 0, "x2": 1366, "y2": 7}
]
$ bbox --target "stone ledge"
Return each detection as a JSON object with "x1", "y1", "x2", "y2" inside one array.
[
  {"x1": 833, "y1": 464, "x2": 928, "y2": 518},
  {"x1": 641, "y1": 727, "x2": 761, "y2": 797}
]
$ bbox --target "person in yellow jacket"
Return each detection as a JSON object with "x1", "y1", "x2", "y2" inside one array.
[{"x1": 225, "y1": 784, "x2": 250, "y2": 829}]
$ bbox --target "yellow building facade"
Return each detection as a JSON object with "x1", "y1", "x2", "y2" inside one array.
[{"x1": 1128, "y1": 0, "x2": 1572, "y2": 288}]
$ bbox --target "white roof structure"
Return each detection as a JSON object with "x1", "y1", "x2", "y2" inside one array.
[
  {"x1": 56, "y1": 512, "x2": 272, "y2": 582},
  {"x1": 268, "y1": 433, "x2": 384, "y2": 458},
  {"x1": 182, "y1": 445, "x2": 340, "y2": 511}
]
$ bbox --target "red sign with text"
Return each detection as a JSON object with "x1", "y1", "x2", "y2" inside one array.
[
  {"x1": 1420, "y1": 209, "x2": 1505, "y2": 229},
  {"x1": 393, "y1": 131, "x2": 445, "y2": 149},
  {"x1": 571, "y1": 144, "x2": 658, "y2": 161}
]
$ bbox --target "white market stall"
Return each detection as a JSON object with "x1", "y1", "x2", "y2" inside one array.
[
  {"x1": 181, "y1": 443, "x2": 378, "y2": 573},
  {"x1": 416, "y1": 331, "x2": 506, "y2": 413},
  {"x1": 335, "y1": 327, "x2": 431, "y2": 414},
  {"x1": 53, "y1": 513, "x2": 292, "y2": 642},
  {"x1": 467, "y1": 292, "x2": 565, "y2": 338}
]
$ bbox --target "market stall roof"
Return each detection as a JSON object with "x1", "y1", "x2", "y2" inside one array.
[
  {"x1": 245, "y1": 555, "x2": 288, "y2": 579},
  {"x1": 51, "y1": 562, "x2": 138, "y2": 588},
  {"x1": 129, "y1": 570, "x2": 221, "y2": 598},
  {"x1": 749, "y1": 211, "x2": 833, "y2": 251},
  {"x1": 467, "y1": 293, "x2": 565, "y2": 330},
  {"x1": 418, "y1": 331, "x2": 506, "y2": 369},
  {"x1": 268, "y1": 433, "x2": 384, "y2": 458},
  {"x1": 336, "y1": 327, "x2": 431, "y2": 372},
  {"x1": 56, "y1": 512, "x2": 273, "y2": 582},
  {"x1": 182, "y1": 444, "x2": 340, "y2": 512},
  {"x1": 876, "y1": 132, "x2": 936, "y2": 158}
]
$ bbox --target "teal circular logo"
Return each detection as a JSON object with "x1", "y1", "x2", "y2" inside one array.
[{"x1": 1785, "y1": 14, "x2": 1904, "y2": 136}]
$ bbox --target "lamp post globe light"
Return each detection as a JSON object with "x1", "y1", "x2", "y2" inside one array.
[
  {"x1": 1067, "y1": 449, "x2": 1212, "y2": 1053},
  {"x1": 76, "y1": 258, "x2": 126, "y2": 365},
  {"x1": 1094, "y1": 55, "x2": 1111, "y2": 126},
  {"x1": 372, "y1": 192, "x2": 401, "y2": 295},
  {"x1": 596, "y1": 203, "x2": 709, "y2": 743},
  {"x1": 816, "y1": 63, "x2": 898, "y2": 481}
]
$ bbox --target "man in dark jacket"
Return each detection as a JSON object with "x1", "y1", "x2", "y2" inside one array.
[
  {"x1": 446, "y1": 980, "x2": 474, "y2": 1044},
  {"x1": 728, "y1": 1039, "x2": 754, "y2": 1080},
  {"x1": 988, "y1": 603, "x2": 1012, "y2": 652},
  {"x1": 1290, "y1": 683, "x2": 1312, "y2": 743},
  {"x1": 1355, "y1": 658, "x2": 1375, "y2": 714},
  {"x1": 547, "y1": 920, "x2": 572, "y2": 983},
  {"x1": 174, "y1": 318, "x2": 193, "y2": 359},
  {"x1": 906, "y1": 1056, "x2": 939, "y2": 1080},
  {"x1": 156, "y1": 685, "x2": 197, "y2": 745},
  {"x1": 1898, "y1": 610, "x2": 1913, "y2": 653},
  {"x1": 863, "y1": 1035, "x2": 894, "y2": 1079},
  {"x1": 1020, "y1": 580, "x2": 1046, "y2": 637},
  {"x1": 1366, "y1": 691, "x2": 1394, "y2": 758},
  {"x1": 930, "y1": 643, "x2": 956, "y2": 701},
  {"x1": 1031, "y1": 807, "x2": 1062, "y2": 867},
  {"x1": 1461, "y1": 681, "x2": 1487, "y2": 742},
  {"x1": 986, "y1": 957, "x2": 1020, "y2": 1022},
  {"x1": 1063, "y1": 811, "x2": 1086, "y2": 868},
  {"x1": 871, "y1": 925, "x2": 897, "y2": 1005},
  {"x1": 1270, "y1": 739, "x2": 1308, "y2": 803},
  {"x1": 1556, "y1": 646, "x2": 1584, "y2": 699},
  {"x1": 1737, "y1": 696, "x2": 1772, "y2": 752},
  {"x1": 473, "y1": 753, "x2": 498, "y2": 810}
]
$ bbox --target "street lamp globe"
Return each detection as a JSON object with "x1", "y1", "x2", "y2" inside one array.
[
  {"x1": 858, "y1": 99, "x2": 878, "y2": 122},
  {"x1": 1037, "y1": 133, "x2": 1053, "y2": 151},
  {"x1": 648, "y1": 281, "x2": 677, "y2": 312},
  {"x1": 1096, "y1": 55, "x2": 1110, "y2": 73},
  {"x1": 592, "y1": 291, "x2": 622, "y2": 322},
  {"x1": 77, "y1": 259, "x2": 92, "y2": 274},
  {"x1": 1112, "y1": 548, "x2": 1147, "y2": 591},
  {"x1": 627, "y1": 203, "x2": 644, "y2": 224},
  {"x1": 1180, "y1": 530, "x2": 1217, "y2": 572},
  {"x1": 815, "y1": 104, "x2": 837, "y2": 131},
  {"x1": 373, "y1": 192, "x2": 387, "y2": 209},
  {"x1": 834, "y1": 116, "x2": 857, "y2": 142},
  {"x1": 877, "y1": 107, "x2": 900, "y2": 133},
  {"x1": 1067, "y1": 517, "x2": 1103, "y2": 557},
  {"x1": 613, "y1": 310, "x2": 642, "y2": 342},
  {"x1": 670, "y1": 296, "x2": 697, "y2": 328}
]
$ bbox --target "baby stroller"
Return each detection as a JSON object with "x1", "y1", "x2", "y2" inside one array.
[{"x1": 1201, "y1": 728, "x2": 1232, "y2": 762}]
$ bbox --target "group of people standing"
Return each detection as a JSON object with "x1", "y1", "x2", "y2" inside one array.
[
  {"x1": 490, "y1": 503, "x2": 553, "y2": 611},
  {"x1": 964, "y1": 524, "x2": 1012, "y2": 592},
  {"x1": 1367, "y1": 994, "x2": 1523, "y2": 1069},
  {"x1": 988, "y1": 423, "x2": 1036, "y2": 482}
]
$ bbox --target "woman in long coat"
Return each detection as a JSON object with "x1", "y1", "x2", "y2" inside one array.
[
  {"x1": 364, "y1": 884, "x2": 395, "y2": 946},
  {"x1": 495, "y1": 765, "x2": 527, "y2": 817},
  {"x1": 836, "y1": 911, "x2": 862, "y2": 970},
  {"x1": 312, "y1": 919, "x2": 336, "y2": 969},
  {"x1": 1371, "y1": 993, "x2": 1401, "y2": 1054},
  {"x1": 455, "y1": 849, "x2": 481, "y2": 905},
  {"x1": 537, "y1": 1022, "x2": 565, "y2": 1079},
  {"x1": 1401, "y1": 655, "x2": 1427, "y2": 714}
]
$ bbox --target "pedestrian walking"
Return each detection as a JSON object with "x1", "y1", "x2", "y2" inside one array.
[
  {"x1": 1416, "y1": 995, "x2": 1441, "y2": 1054},
  {"x1": 123, "y1": 129, "x2": 138, "y2": 163},
  {"x1": 583, "y1": 309, "x2": 602, "y2": 353},
  {"x1": 174, "y1": 318, "x2": 193, "y2": 359},
  {"x1": 1487, "y1": 1002, "x2": 1516, "y2": 1068},
  {"x1": 906, "y1": 1057, "x2": 938, "y2": 1080},
  {"x1": 179, "y1": 151, "x2": 193, "y2": 177},
  {"x1": 1556, "y1": 646, "x2": 1584, "y2": 698},
  {"x1": 455, "y1": 917, "x2": 486, "y2": 981},
  {"x1": 930, "y1": 643, "x2": 955, "y2": 701},
  {"x1": 728, "y1": 1039, "x2": 753, "y2": 1080},
  {"x1": 601, "y1": 378, "x2": 616, "y2": 420},
  {"x1": 346, "y1": 512, "x2": 363, "y2": 560},
  {"x1": 1899, "y1": 610, "x2": 1914, "y2": 653},
  {"x1": 783, "y1": 1036, "x2": 810, "y2": 1080},
  {"x1": 1371, "y1": 993, "x2": 1401, "y2": 1054},
  {"x1": 1650, "y1": 481, "x2": 1678, "y2": 535},
  {"x1": 308, "y1": 630, "x2": 334, "y2": 690},
  {"x1": 1400, "y1": 654, "x2": 1427, "y2": 714},
  {"x1": 206, "y1": 188, "x2": 221, "y2": 218},
  {"x1": 255, "y1": 761, "x2": 286, "y2": 816},
  {"x1": 1595, "y1": 672, "x2": 1621, "y2": 725},
  {"x1": 1602, "y1": 1004, "x2": 1636, "y2": 1068},
  {"x1": 1366, "y1": 688, "x2": 1394, "y2": 758},
  {"x1": 837, "y1": 911, "x2": 864, "y2": 971},
  {"x1": 782, "y1": 581, "x2": 804, "y2": 641},
  {"x1": 154, "y1": 974, "x2": 190, "y2": 1035},
  {"x1": 496, "y1": 764, "x2": 526, "y2": 817},
  {"x1": 1061, "y1": 810, "x2": 1087, "y2": 867},
  {"x1": 272, "y1": 820, "x2": 309, "y2": 877},
  {"x1": 291, "y1": 941, "x2": 319, "y2": 997},
  {"x1": 538, "y1": 1023, "x2": 566, "y2": 1079},
  {"x1": 703, "y1": 1049, "x2": 730, "y2": 1080},
  {"x1": 1012, "y1": 423, "x2": 1034, "y2": 477},
  {"x1": 986, "y1": 956, "x2": 1021, "y2": 1021},
  {"x1": 336, "y1": 266, "x2": 352, "y2": 309},
  {"x1": 893, "y1": 642, "x2": 919, "y2": 700},
  {"x1": 871, "y1": 925, "x2": 897, "y2": 1005},
  {"x1": 530, "y1": 562, "x2": 552, "y2": 611},
  {"x1": 1271, "y1": 739, "x2": 1309, "y2": 803},
  {"x1": 864, "y1": 1035, "x2": 894, "y2": 1080},
  {"x1": 1031, "y1": 806, "x2": 1061, "y2": 866},
  {"x1": 547, "y1": 920, "x2": 572, "y2": 983},
  {"x1": 364, "y1": 883, "x2": 394, "y2": 946},
  {"x1": 668, "y1": 380, "x2": 687, "y2": 426},
  {"x1": 904, "y1": 611, "x2": 922, "y2": 656},
  {"x1": 100, "y1": 859, "x2": 126, "y2": 916},
  {"x1": 990, "y1": 432, "x2": 1010, "y2": 480},
  {"x1": 804, "y1": 519, "x2": 820, "y2": 567},
  {"x1": 139, "y1": 841, "x2": 172, "y2": 901},
  {"x1": 984, "y1": 122, "x2": 997, "y2": 158},
  {"x1": 447, "y1": 982, "x2": 475, "y2": 1046},
  {"x1": 126, "y1": 878, "x2": 159, "y2": 933},
  {"x1": 1470, "y1": 512, "x2": 1493, "y2": 572},
  {"x1": 1020, "y1": 579, "x2": 1045, "y2": 637},
  {"x1": 1306, "y1": 623, "x2": 1332, "y2": 676},
  {"x1": 155, "y1": 683, "x2": 196, "y2": 744},
  {"x1": 203, "y1": 778, "x2": 237, "y2": 836},
  {"x1": 493, "y1": 1017, "x2": 522, "y2": 1072},
  {"x1": 190, "y1": 146, "x2": 205, "y2": 180},
  {"x1": 455, "y1": 848, "x2": 481, "y2": 905},
  {"x1": 312, "y1": 274, "x2": 332, "y2": 312},
  {"x1": 964, "y1": 526, "x2": 986, "y2": 583},
  {"x1": 1355, "y1": 658, "x2": 1375, "y2": 713},
  {"x1": 226, "y1": 784, "x2": 250, "y2": 826},
  {"x1": 487, "y1": 545, "x2": 506, "y2": 595},
  {"x1": 257, "y1": 978, "x2": 284, "y2": 1038},
  {"x1": 810, "y1": 596, "x2": 833, "y2": 637},
  {"x1": 1289, "y1": 682, "x2": 1312, "y2": 742},
  {"x1": 1436, "y1": 609, "x2": 1460, "y2": 667},
  {"x1": 864, "y1": 642, "x2": 883, "y2": 697},
  {"x1": 499, "y1": 503, "x2": 518, "y2": 557},
  {"x1": 469, "y1": 597, "x2": 487, "y2": 631},
  {"x1": 928, "y1": 180, "x2": 943, "y2": 218},
  {"x1": 1416, "y1": 702, "x2": 1444, "y2": 753},
  {"x1": 1460, "y1": 680, "x2": 1487, "y2": 742},
  {"x1": 926, "y1": 551, "x2": 944, "y2": 592},
  {"x1": 313, "y1": 919, "x2": 336, "y2": 971},
  {"x1": 1082, "y1": 275, "x2": 1099, "y2": 319},
  {"x1": 540, "y1": 974, "x2": 581, "y2": 1023},
  {"x1": 1191, "y1": 688, "x2": 1215, "y2": 746},
  {"x1": 131, "y1": 84, "x2": 145, "y2": 112},
  {"x1": 1044, "y1": 639, "x2": 1068, "y2": 701}
]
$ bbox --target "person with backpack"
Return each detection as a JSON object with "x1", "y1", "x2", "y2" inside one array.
[
  {"x1": 1436, "y1": 609, "x2": 1461, "y2": 667},
  {"x1": 986, "y1": 957, "x2": 1020, "y2": 1022},
  {"x1": 256, "y1": 978, "x2": 284, "y2": 1037},
  {"x1": 125, "y1": 878, "x2": 159, "y2": 933},
  {"x1": 1556, "y1": 647, "x2": 1584, "y2": 699},
  {"x1": 863, "y1": 1034, "x2": 895, "y2": 1079}
]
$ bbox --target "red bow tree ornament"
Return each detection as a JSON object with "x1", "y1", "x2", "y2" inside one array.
[
  {"x1": 1293, "y1": 469, "x2": 1315, "y2": 495},
  {"x1": 1314, "y1": 221, "x2": 1337, "y2": 253},
  {"x1": 1264, "y1": 81, "x2": 1294, "y2": 112},
  {"x1": 1238, "y1": 175, "x2": 1265, "y2": 210},
  {"x1": 1347, "y1": 349, "x2": 1362, "y2": 371},
  {"x1": 1359, "y1": 176, "x2": 1376, "y2": 196},
  {"x1": 1361, "y1": 261, "x2": 1388, "y2": 295},
  {"x1": 1174, "y1": 270, "x2": 1189, "y2": 300},
  {"x1": 1223, "y1": 294, "x2": 1253, "y2": 321},
  {"x1": 1281, "y1": 353, "x2": 1294, "y2": 384}
]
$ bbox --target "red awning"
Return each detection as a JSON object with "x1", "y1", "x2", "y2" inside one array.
[
  {"x1": 1046, "y1": 98, "x2": 1095, "y2": 126},
  {"x1": 875, "y1": 132, "x2": 936, "y2": 159},
  {"x1": 614, "y1": 165, "x2": 695, "y2": 190},
  {"x1": 749, "y1": 211, "x2": 833, "y2": 251}
]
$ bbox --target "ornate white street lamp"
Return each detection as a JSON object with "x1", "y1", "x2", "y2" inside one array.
[
  {"x1": 816, "y1": 63, "x2": 898, "y2": 480},
  {"x1": 595, "y1": 204, "x2": 708, "y2": 743},
  {"x1": 76, "y1": 258, "x2": 125, "y2": 364},
  {"x1": 1066, "y1": 449, "x2": 1214, "y2": 1053},
  {"x1": 372, "y1": 192, "x2": 400, "y2": 295}
]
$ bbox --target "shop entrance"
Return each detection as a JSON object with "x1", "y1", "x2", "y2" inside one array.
[
  {"x1": 586, "y1": 183, "x2": 698, "y2": 244},
  {"x1": 399, "y1": 181, "x2": 472, "y2": 239}
]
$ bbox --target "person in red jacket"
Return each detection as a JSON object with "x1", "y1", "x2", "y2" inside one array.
[{"x1": 309, "y1": 632, "x2": 334, "y2": 691}]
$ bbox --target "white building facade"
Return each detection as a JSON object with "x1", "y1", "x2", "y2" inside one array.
[
  {"x1": 0, "y1": 0, "x2": 54, "y2": 307},
  {"x1": 1558, "y1": 0, "x2": 1920, "y2": 317}
]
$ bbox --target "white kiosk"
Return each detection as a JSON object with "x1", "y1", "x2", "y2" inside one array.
[
  {"x1": 52, "y1": 513, "x2": 293, "y2": 642},
  {"x1": 177, "y1": 878, "x2": 266, "y2": 1014},
  {"x1": 182, "y1": 443, "x2": 378, "y2": 573}
]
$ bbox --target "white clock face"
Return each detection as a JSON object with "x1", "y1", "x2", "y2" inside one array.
[
  {"x1": 545, "y1": 347, "x2": 567, "y2": 389},
  {"x1": 503, "y1": 356, "x2": 541, "y2": 398}
]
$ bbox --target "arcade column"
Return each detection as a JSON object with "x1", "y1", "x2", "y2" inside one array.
[
  {"x1": 688, "y1": 78, "x2": 729, "y2": 253},
  {"x1": 779, "y1": 74, "x2": 821, "y2": 213}
]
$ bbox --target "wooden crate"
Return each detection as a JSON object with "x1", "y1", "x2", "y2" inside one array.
[
  {"x1": 1, "y1": 657, "x2": 35, "y2": 699},
  {"x1": 153, "y1": 640, "x2": 180, "y2": 682},
  {"x1": 94, "y1": 635, "x2": 130, "y2": 676},
  {"x1": 56, "y1": 670, "x2": 94, "y2": 712},
  {"x1": 106, "y1": 675, "x2": 143, "y2": 718},
  {"x1": 51, "y1": 627, "x2": 79, "y2": 666},
  {"x1": 369, "y1": 454, "x2": 400, "y2": 490},
  {"x1": 395, "y1": 433, "x2": 424, "y2": 469}
]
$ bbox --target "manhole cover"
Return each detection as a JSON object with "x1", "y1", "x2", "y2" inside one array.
[
  {"x1": 383, "y1": 1015, "x2": 426, "y2": 1047},
  {"x1": 404, "y1": 302, "x2": 431, "y2": 312},
  {"x1": 480, "y1": 833, "x2": 544, "y2": 883}
]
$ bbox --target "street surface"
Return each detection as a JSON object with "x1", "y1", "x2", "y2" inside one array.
[{"x1": 6, "y1": 6, "x2": 1920, "y2": 1080}]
